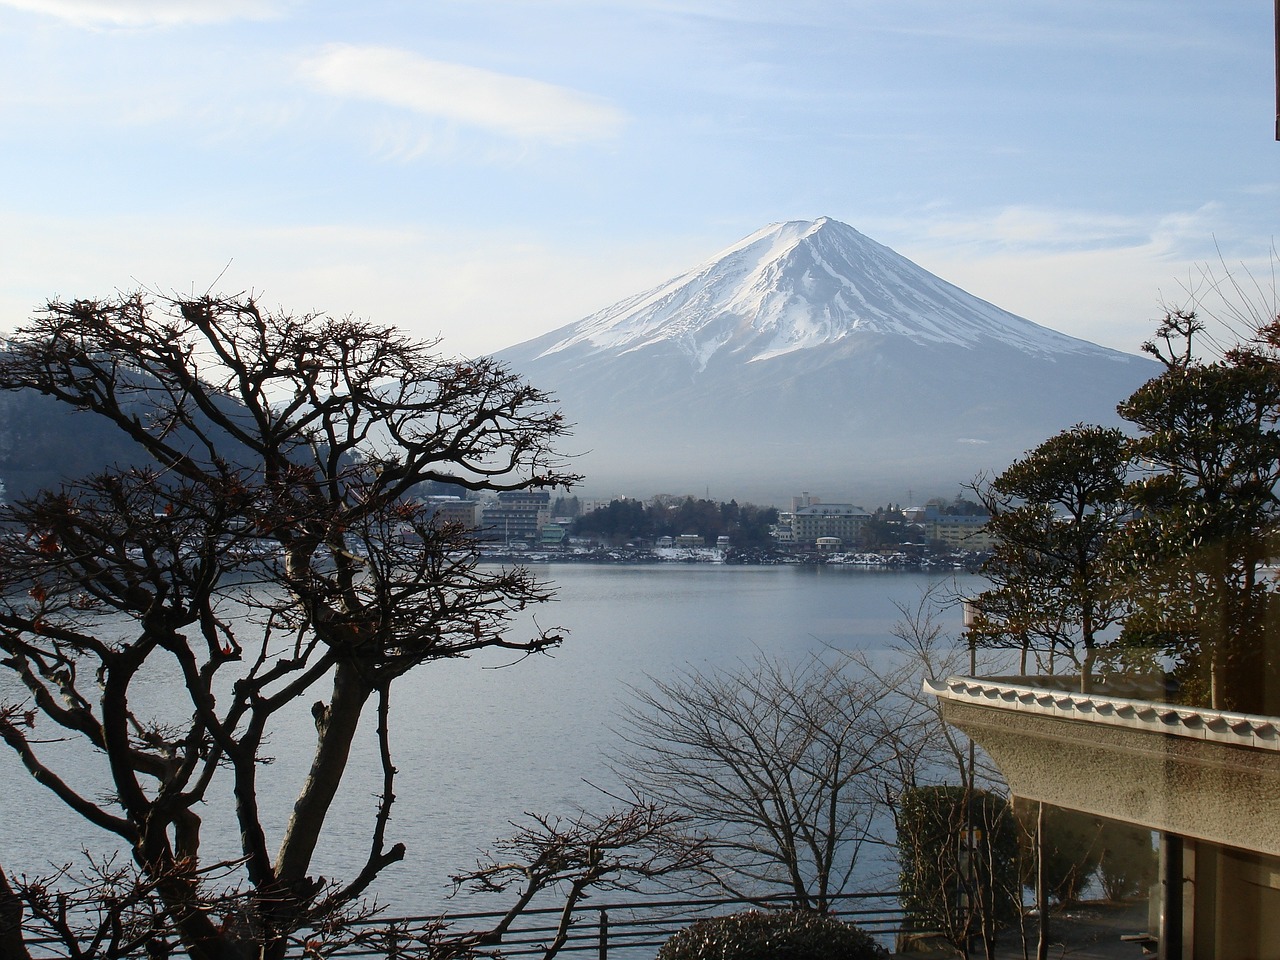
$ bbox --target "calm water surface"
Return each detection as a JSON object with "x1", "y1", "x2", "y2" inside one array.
[{"x1": 0, "y1": 564, "x2": 981, "y2": 912}]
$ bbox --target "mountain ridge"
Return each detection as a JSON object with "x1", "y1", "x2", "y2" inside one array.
[
  {"x1": 495, "y1": 218, "x2": 1157, "y2": 503},
  {"x1": 524, "y1": 217, "x2": 1135, "y2": 371}
]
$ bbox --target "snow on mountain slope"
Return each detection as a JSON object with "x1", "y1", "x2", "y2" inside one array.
[
  {"x1": 530, "y1": 217, "x2": 1118, "y2": 371},
  {"x1": 494, "y1": 217, "x2": 1158, "y2": 501}
]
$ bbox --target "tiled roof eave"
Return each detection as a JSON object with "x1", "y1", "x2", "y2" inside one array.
[{"x1": 923, "y1": 676, "x2": 1280, "y2": 752}]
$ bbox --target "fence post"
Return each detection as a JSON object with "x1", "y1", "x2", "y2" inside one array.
[{"x1": 598, "y1": 909, "x2": 608, "y2": 960}]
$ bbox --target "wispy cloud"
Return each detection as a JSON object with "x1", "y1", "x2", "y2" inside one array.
[
  {"x1": 893, "y1": 204, "x2": 1220, "y2": 257},
  {"x1": 298, "y1": 44, "x2": 626, "y2": 146},
  {"x1": 0, "y1": 0, "x2": 291, "y2": 27}
]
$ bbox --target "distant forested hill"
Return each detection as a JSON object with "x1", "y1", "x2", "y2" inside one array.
[{"x1": 0, "y1": 389, "x2": 149, "y2": 500}]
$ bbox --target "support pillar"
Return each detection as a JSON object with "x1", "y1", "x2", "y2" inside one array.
[{"x1": 1160, "y1": 832, "x2": 1183, "y2": 960}]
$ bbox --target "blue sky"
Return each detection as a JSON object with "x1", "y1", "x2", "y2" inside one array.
[{"x1": 0, "y1": 0, "x2": 1274, "y2": 358}]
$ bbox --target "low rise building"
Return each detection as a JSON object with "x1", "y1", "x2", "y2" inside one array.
[
  {"x1": 791, "y1": 503, "x2": 871, "y2": 546},
  {"x1": 927, "y1": 513, "x2": 996, "y2": 550},
  {"x1": 904, "y1": 504, "x2": 995, "y2": 550},
  {"x1": 480, "y1": 490, "x2": 551, "y2": 544},
  {"x1": 423, "y1": 496, "x2": 481, "y2": 530}
]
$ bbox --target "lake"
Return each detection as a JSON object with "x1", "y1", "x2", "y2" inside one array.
[{"x1": 0, "y1": 563, "x2": 982, "y2": 914}]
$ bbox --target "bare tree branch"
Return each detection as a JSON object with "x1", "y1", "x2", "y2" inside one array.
[
  {"x1": 613, "y1": 653, "x2": 898, "y2": 911},
  {"x1": 0, "y1": 291, "x2": 580, "y2": 959}
]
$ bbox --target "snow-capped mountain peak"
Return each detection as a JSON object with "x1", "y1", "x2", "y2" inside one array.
[
  {"x1": 494, "y1": 217, "x2": 1156, "y2": 502},
  {"x1": 534, "y1": 217, "x2": 1107, "y2": 371}
]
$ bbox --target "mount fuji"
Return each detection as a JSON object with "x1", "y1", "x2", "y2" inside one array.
[{"x1": 494, "y1": 217, "x2": 1158, "y2": 503}]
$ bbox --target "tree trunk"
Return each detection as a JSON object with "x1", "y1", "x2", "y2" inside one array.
[
  {"x1": 275, "y1": 660, "x2": 373, "y2": 882},
  {"x1": 150, "y1": 868, "x2": 249, "y2": 960},
  {"x1": 1079, "y1": 647, "x2": 1096, "y2": 695},
  {"x1": 0, "y1": 864, "x2": 33, "y2": 960},
  {"x1": 1079, "y1": 603, "x2": 1095, "y2": 695},
  {"x1": 1036, "y1": 802, "x2": 1049, "y2": 960}
]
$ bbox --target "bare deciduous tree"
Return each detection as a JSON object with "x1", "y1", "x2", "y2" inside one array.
[
  {"x1": 446, "y1": 805, "x2": 707, "y2": 960},
  {"x1": 848, "y1": 586, "x2": 1024, "y2": 960},
  {"x1": 854, "y1": 585, "x2": 1007, "y2": 799},
  {"x1": 613, "y1": 654, "x2": 900, "y2": 911},
  {"x1": 0, "y1": 291, "x2": 581, "y2": 959}
]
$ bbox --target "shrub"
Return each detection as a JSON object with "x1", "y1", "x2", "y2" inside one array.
[
  {"x1": 1013, "y1": 800, "x2": 1104, "y2": 906},
  {"x1": 896, "y1": 786, "x2": 1020, "y2": 951},
  {"x1": 1096, "y1": 821, "x2": 1156, "y2": 902},
  {"x1": 656, "y1": 909, "x2": 885, "y2": 960}
]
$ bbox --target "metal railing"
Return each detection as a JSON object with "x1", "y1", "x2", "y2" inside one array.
[
  {"x1": 320, "y1": 890, "x2": 906, "y2": 959},
  {"x1": 17, "y1": 890, "x2": 907, "y2": 958}
]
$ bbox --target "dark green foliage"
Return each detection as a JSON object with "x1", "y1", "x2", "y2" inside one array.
[
  {"x1": 717, "y1": 499, "x2": 780, "y2": 550},
  {"x1": 572, "y1": 497, "x2": 656, "y2": 543},
  {"x1": 897, "y1": 786, "x2": 1019, "y2": 950},
  {"x1": 656, "y1": 910, "x2": 885, "y2": 960},
  {"x1": 932, "y1": 495, "x2": 988, "y2": 517},
  {"x1": 1011, "y1": 803, "x2": 1153, "y2": 905},
  {"x1": 971, "y1": 424, "x2": 1132, "y2": 685},
  {"x1": 1013, "y1": 805, "x2": 1153, "y2": 904},
  {"x1": 970, "y1": 308, "x2": 1280, "y2": 713},
  {"x1": 861, "y1": 505, "x2": 911, "y2": 549},
  {"x1": 550, "y1": 494, "x2": 581, "y2": 517},
  {"x1": 1013, "y1": 801, "x2": 1103, "y2": 905},
  {"x1": 1096, "y1": 821, "x2": 1155, "y2": 902},
  {"x1": 572, "y1": 496, "x2": 777, "y2": 548},
  {"x1": 1117, "y1": 348, "x2": 1280, "y2": 713}
]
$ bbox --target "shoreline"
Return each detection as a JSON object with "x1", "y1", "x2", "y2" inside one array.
[{"x1": 479, "y1": 545, "x2": 987, "y2": 572}]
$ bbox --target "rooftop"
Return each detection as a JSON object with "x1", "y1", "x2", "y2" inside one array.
[
  {"x1": 924, "y1": 674, "x2": 1280, "y2": 856},
  {"x1": 924, "y1": 675, "x2": 1280, "y2": 753}
]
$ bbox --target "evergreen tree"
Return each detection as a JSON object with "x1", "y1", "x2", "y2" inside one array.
[
  {"x1": 973, "y1": 425, "x2": 1132, "y2": 686},
  {"x1": 1118, "y1": 311, "x2": 1280, "y2": 712}
]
